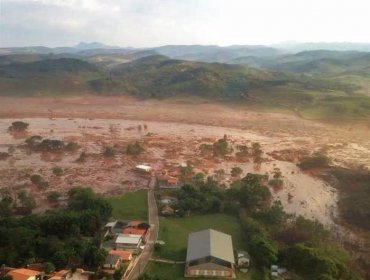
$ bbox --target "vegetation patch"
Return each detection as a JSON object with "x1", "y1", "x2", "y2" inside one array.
[{"x1": 106, "y1": 190, "x2": 148, "y2": 221}]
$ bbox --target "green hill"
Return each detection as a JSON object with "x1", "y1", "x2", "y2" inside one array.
[
  {"x1": 0, "y1": 58, "x2": 103, "y2": 95},
  {"x1": 89, "y1": 55, "x2": 291, "y2": 98}
]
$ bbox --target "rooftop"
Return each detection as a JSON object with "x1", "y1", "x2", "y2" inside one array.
[
  {"x1": 115, "y1": 233, "x2": 142, "y2": 244},
  {"x1": 186, "y1": 229, "x2": 235, "y2": 264},
  {"x1": 122, "y1": 228, "x2": 146, "y2": 236},
  {"x1": 8, "y1": 269, "x2": 41, "y2": 280},
  {"x1": 109, "y1": 250, "x2": 133, "y2": 261}
]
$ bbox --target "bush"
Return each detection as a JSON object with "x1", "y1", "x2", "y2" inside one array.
[
  {"x1": 126, "y1": 141, "x2": 144, "y2": 155},
  {"x1": 76, "y1": 151, "x2": 87, "y2": 162},
  {"x1": 0, "y1": 152, "x2": 10, "y2": 161},
  {"x1": 30, "y1": 174, "x2": 43, "y2": 185},
  {"x1": 8, "y1": 121, "x2": 29, "y2": 131},
  {"x1": 52, "y1": 167, "x2": 63, "y2": 176},
  {"x1": 103, "y1": 146, "x2": 115, "y2": 157},
  {"x1": 66, "y1": 142, "x2": 79, "y2": 151},
  {"x1": 47, "y1": 191, "x2": 61, "y2": 203},
  {"x1": 298, "y1": 153, "x2": 330, "y2": 170}
]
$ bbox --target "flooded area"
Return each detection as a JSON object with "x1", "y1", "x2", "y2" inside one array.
[
  {"x1": 0, "y1": 117, "x2": 351, "y2": 227},
  {"x1": 0, "y1": 96, "x2": 370, "y2": 227}
]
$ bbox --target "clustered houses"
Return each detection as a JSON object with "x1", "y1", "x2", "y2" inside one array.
[
  {"x1": 3, "y1": 268, "x2": 90, "y2": 280},
  {"x1": 102, "y1": 220, "x2": 150, "y2": 272}
]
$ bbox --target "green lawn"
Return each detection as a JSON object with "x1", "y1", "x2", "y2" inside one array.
[
  {"x1": 106, "y1": 190, "x2": 148, "y2": 221},
  {"x1": 145, "y1": 213, "x2": 264, "y2": 279},
  {"x1": 156, "y1": 214, "x2": 245, "y2": 261}
]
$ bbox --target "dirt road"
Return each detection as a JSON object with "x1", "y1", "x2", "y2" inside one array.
[{"x1": 126, "y1": 176, "x2": 158, "y2": 280}]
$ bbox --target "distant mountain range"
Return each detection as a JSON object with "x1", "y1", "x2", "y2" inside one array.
[{"x1": 1, "y1": 42, "x2": 370, "y2": 119}]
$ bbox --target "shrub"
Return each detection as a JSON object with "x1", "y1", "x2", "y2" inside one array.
[
  {"x1": 52, "y1": 166, "x2": 63, "y2": 176},
  {"x1": 66, "y1": 142, "x2": 79, "y2": 151},
  {"x1": 30, "y1": 174, "x2": 43, "y2": 185},
  {"x1": 47, "y1": 191, "x2": 61, "y2": 203},
  {"x1": 0, "y1": 152, "x2": 10, "y2": 161},
  {"x1": 76, "y1": 151, "x2": 87, "y2": 162},
  {"x1": 8, "y1": 121, "x2": 29, "y2": 131},
  {"x1": 298, "y1": 153, "x2": 330, "y2": 170},
  {"x1": 103, "y1": 146, "x2": 115, "y2": 157},
  {"x1": 126, "y1": 141, "x2": 144, "y2": 155}
]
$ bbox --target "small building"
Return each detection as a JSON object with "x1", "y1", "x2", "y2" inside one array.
[
  {"x1": 185, "y1": 229, "x2": 235, "y2": 278},
  {"x1": 160, "y1": 195, "x2": 178, "y2": 205},
  {"x1": 135, "y1": 165, "x2": 152, "y2": 173},
  {"x1": 161, "y1": 205, "x2": 175, "y2": 216},
  {"x1": 122, "y1": 227, "x2": 147, "y2": 237},
  {"x1": 7, "y1": 269, "x2": 43, "y2": 280},
  {"x1": 48, "y1": 270, "x2": 69, "y2": 280},
  {"x1": 48, "y1": 269, "x2": 89, "y2": 280},
  {"x1": 103, "y1": 254, "x2": 121, "y2": 270},
  {"x1": 236, "y1": 250, "x2": 250, "y2": 268},
  {"x1": 126, "y1": 220, "x2": 143, "y2": 228},
  {"x1": 109, "y1": 250, "x2": 133, "y2": 262},
  {"x1": 115, "y1": 233, "x2": 142, "y2": 251}
]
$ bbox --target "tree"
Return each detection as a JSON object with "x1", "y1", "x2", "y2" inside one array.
[
  {"x1": 0, "y1": 197, "x2": 13, "y2": 217},
  {"x1": 47, "y1": 191, "x2": 61, "y2": 203},
  {"x1": 231, "y1": 166, "x2": 243, "y2": 177},
  {"x1": 298, "y1": 153, "x2": 330, "y2": 170},
  {"x1": 103, "y1": 146, "x2": 115, "y2": 157},
  {"x1": 126, "y1": 141, "x2": 144, "y2": 155},
  {"x1": 30, "y1": 174, "x2": 43, "y2": 185},
  {"x1": 43, "y1": 262, "x2": 55, "y2": 274},
  {"x1": 236, "y1": 145, "x2": 248, "y2": 157},
  {"x1": 214, "y1": 169, "x2": 225, "y2": 181},
  {"x1": 8, "y1": 121, "x2": 29, "y2": 132},
  {"x1": 17, "y1": 191, "x2": 36, "y2": 212},
  {"x1": 213, "y1": 138, "x2": 229, "y2": 157},
  {"x1": 0, "y1": 275, "x2": 13, "y2": 280},
  {"x1": 52, "y1": 167, "x2": 63, "y2": 176}
]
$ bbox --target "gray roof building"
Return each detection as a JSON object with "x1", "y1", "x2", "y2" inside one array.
[
  {"x1": 186, "y1": 229, "x2": 235, "y2": 264},
  {"x1": 185, "y1": 229, "x2": 235, "y2": 278}
]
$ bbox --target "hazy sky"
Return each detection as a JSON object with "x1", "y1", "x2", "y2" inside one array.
[{"x1": 1, "y1": 0, "x2": 370, "y2": 47}]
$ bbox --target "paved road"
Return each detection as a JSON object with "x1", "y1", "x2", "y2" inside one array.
[{"x1": 126, "y1": 176, "x2": 158, "y2": 280}]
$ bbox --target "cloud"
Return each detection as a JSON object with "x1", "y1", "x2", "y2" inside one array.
[{"x1": 1, "y1": 0, "x2": 370, "y2": 47}]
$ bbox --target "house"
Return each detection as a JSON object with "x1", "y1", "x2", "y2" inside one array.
[
  {"x1": 161, "y1": 205, "x2": 175, "y2": 216},
  {"x1": 104, "y1": 220, "x2": 128, "y2": 236},
  {"x1": 236, "y1": 250, "x2": 250, "y2": 268},
  {"x1": 122, "y1": 227, "x2": 147, "y2": 237},
  {"x1": 185, "y1": 229, "x2": 235, "y2": 278},
  {"x1": 109, "y1": 250, "x2": 133, "y2": 262},
  {"x1": 126, "y1": 220, "x2": 143, "y2": 228},
  {"x1": 48, "y1": 269, "x2": 89, "y2": 280},
  {"x1": 7, "y1": 269, "x2": 43, "y2": 280},
  {"x1": 115, "y1": 233, "x2": 142, "y2": 251},
  {"x1": 160, "y1": 195, "x2": 178, "y2": 205},
  {"x1": 48, "y1": 270, "x2": 69, "y2": 280},
  {"x1": 103, "y1": 254, "x2": 121, "y2": 270},
  {"x1": 135, "y1": 164, "x2": 152, "y2": 173}
]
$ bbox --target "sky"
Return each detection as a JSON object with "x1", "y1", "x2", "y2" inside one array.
[{"x1": 1, "y1": 0, "x2": 370, "y2": 48}]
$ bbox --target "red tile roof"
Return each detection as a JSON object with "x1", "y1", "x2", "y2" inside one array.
[
  {"x1": 127, "y1": 220, "x2": 143, "y2": 228},
  {"x1": 8, "y1": 269, "x2": 41, "y2": 280},
  {"x1": 122, "y1": 228, "x2": 146, "y2": 236},
  {"x1": 109, "y1": 250, "x2": 133, "y2": 261}
]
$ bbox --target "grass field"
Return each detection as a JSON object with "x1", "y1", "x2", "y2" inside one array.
[
  {"x1": 145, "y1": 213, "x2": 264, "y2": 280},
  {"x1": 106, "y1": 190, "x2": 148, "y2": 221}
]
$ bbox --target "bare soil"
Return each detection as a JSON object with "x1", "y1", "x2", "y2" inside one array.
[{"x1": 0, "y1": 95, "x2": 370, "y2": 227}]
